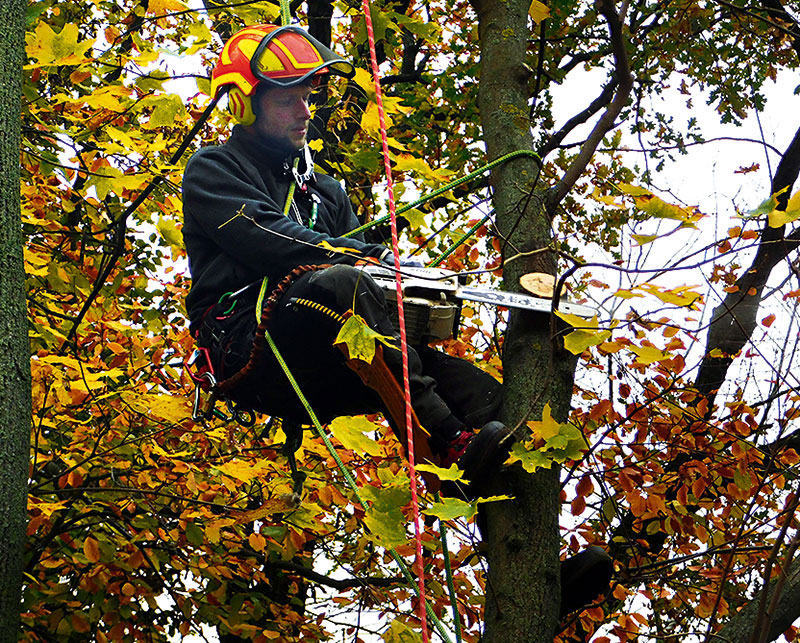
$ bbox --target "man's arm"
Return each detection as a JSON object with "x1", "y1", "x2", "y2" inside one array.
[{"x1": 183, "y1": 148, "x2": 387, "y2": 281}]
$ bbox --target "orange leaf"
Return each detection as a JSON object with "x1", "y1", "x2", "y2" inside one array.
[
  {"x1": 248, "y1": 532, "x2": 267, "y2": 552},
  {"x1": 762, "y1": 313, "x2": 776, "y2": 327},
  {"x1": 576, "y1": 475, "x2": 594, "y2": 497},
  {"x1": 83, "y1": 537, "x2": 100, "y2": 563}
]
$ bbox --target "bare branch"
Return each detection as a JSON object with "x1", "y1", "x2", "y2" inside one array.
[
  {"x1": 716, "y1": 551, "x2": 800, "y2": 643},
  {"x1": 546, "y1": 0, "x2": 634, "y2": 209},
  {"x1": 271, "y1": 561, "x2": 403, "y2": 591},
  {"x1": 695, "y1": 124, "x2": 800, "y2": 399}
]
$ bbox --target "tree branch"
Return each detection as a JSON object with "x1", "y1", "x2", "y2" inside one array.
[
  {"x1": 694, "y1": 124, "x2": 800, "y2": 399},
  {"x1": 716, "y1": 550, "x2": 800, "y2": 643},
  {"x1": 546, "y1": 0, "x2": 633, "y2": 209},
  {"x1": 270, "y1": 561, "x2": 403, "y2": 591}
]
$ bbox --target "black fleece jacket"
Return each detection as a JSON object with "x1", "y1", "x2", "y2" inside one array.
[{"x1": 182, "y1": 126, "x2": 387, "y2": 328}]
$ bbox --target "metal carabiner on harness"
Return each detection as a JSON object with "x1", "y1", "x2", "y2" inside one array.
[{"x1": 187, "y1": 349, "x2": 256, "y2": 427}]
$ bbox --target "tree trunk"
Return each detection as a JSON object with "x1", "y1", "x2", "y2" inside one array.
[
  {"x1": 471, "y1": 0, "x2": 578, "y2": 640},
  {"x1": 0, "y1": 1, "x2": 31, "y2": 640}
]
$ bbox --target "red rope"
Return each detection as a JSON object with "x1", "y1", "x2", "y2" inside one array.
[{"x1": 360, "y1": 4, "x2": 429, "y2": 641}]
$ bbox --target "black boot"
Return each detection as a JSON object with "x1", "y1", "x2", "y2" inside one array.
[
  {"x1": 439, "y1": 421, "x2": 515, "y2": 498},
  {"x1": 560, "y1": 546, "x2": 614, "y2": 617}
]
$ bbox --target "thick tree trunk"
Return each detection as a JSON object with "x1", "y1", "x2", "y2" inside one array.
[
  {"x1": 471, "y1": 0, "x2": 578, "y2": 640},
  {"x1": 716, "y1": 555, "x2": 800, "y2": 643},
  {"x1": 0, "y1": 1, "x2": 30, "y2": 640}
]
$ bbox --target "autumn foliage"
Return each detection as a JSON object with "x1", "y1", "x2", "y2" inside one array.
[{"x1": 19, "y1": 0, "x2": 800, "y2": 641}]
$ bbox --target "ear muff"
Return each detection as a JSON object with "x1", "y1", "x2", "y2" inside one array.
[{"x1": 227, "y1": 86, "x2": 256, "y2": 126}]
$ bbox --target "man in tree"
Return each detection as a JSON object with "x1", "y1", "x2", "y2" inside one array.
[
  {"x1": 181, "y1": 24, "x2": 612, "y2": 613},
  {"x1": 182, "y1": 24, "x2": 512, "y2": 489}
]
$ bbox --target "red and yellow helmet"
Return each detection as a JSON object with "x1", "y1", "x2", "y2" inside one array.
[{"x1": 211, "y1": 24, "x2": 355, "y2": 125}]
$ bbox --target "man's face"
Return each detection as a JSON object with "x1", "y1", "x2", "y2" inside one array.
[{"x1": 250, "y1": 83, "x2": 313, "y2": 151}]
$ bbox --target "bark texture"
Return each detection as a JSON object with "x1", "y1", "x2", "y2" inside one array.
[
  {"x1": 0, "y1": 0, "x2": 31, "y2": 640},
  {"x1": 471, "y1": 0, "x2": 573, "y2": 639}
]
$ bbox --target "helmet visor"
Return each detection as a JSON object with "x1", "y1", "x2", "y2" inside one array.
[{"x1": 251, "y1": 26, "x2": 355, "y2": 88}]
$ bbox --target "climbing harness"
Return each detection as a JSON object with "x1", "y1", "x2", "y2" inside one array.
[{"x1": 185, "y1": 347, "x2": 256, "y2": 427}]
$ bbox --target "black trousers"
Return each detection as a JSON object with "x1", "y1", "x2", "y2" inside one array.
[{"x1": 197, "y1": 265, "x2": 503, "y2": 452}]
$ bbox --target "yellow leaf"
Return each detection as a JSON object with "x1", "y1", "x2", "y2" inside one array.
[
  {"x1": 630, "y1": 345, "x2": 669, "y2": 365},
  {"x1": 353, "y1": 67, "x2": 375, "y2": 97},
  {"x1": 632, "y1": 234, "x2": 658, "y2": 245},
  {"x1": 206, "y1": 518, "x2": 235, "y2": 544},
  {"x1": 360, "y1": 102, "x2": 390, "y2": 137},
  {"x1": 415, "y1": 462, "x2": 465, "y2": 482},
  {"x1": 329, "y1": 416, "x2": 385, "y2": 456},
  {"x1": 83, "y1": 537, "x2": 100, "y2": 563},
  {"x1": 150, "y1": 442, "x2": 193, "y2": 459},
  {"x1": 554, "y1": 313, "x2": 610, "y2": 354},
  {"x1": 26, "y1": 22, "x2": 94, "y2": 66},
  {"x1": 239, "y1": 497, "x2": 295, "y2": 523},
  {"x1": 529, "y1": 403, "x2": 561, "y2": 440},
  {"x1": 28, "y1": 498, "x2": 67, "y2": 517},
  {"x1": 614, "y1": 288, "x2": 644, "y2": 300},
  {"x1": 364, "y1": 508, "x2": 407, "y2": 548},
  {"x1": 424, "y1": 497, "x2": 477, "y2": 521},
  {"x1": 563, "y1": 328, "x2": 612, "y2": 355},
  {"x1": 334, "y1": 314, "x2": 395, "y2": 363},
  {"x1": 215, "y1": 459, "x2": 271, "y2": 484},
  {"x1": 636, "y1": 283, "x2": 703, "y2": 308},
  {"x1": 553, "y1": 310, "x2": 591, "y2": 328},
  {"x1": 157, "y1": 216, "x2": 184, "y2": 250},
  {"x1": 148, "y1": 0, "x2": 188, "y2": 14},
  {"x1": 529, "y1": 0, "x2": 551, "y2": 23},
  {"x1": 317, "y1": 239, "x2": 362, "y2": 256},
  {"x1": 767, "y1": 191, "x2": 800, "y2": 227},
  {"x1": 83, "y1": 86, "x2": 131, "y2": 112},
  {"x1": 122, "y1": 392, "x2": 190, "y2": 423},
  {"x1": 392, "y1": 153, "x2": 452, "y2": 183}
]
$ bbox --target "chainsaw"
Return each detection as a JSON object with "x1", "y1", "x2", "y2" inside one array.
[{"x1": 363, "y1": 264, "x2": 595, "y2": 344}]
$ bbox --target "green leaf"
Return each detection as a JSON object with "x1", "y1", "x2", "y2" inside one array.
[
  {"x1": 424, "y1": 497, "x2": 477, "y2": 521},
  {"x1": 506, "y1": 442, "x2": 553, "y2": 473},
  {"x1": 360, "y1": 481, "x2": 411, "y2": 512},
  {"x1": 145, "y1": 94, "x2": 185, "y2": 129},
  {"x1": 364, "y1": 507, "x2": 408, "y2": 548},
  {"x1": 382, "y1": 619, "x2": 423, "y2": 643},
  {"x1": 185, "y1": 522, "x2": 204, "y2": 547}
]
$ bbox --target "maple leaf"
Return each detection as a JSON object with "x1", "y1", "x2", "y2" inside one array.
[
  {"x1": 26, "y1": 22, "x2": 94, "y2": 66},
  {"x1": 328, "y1": 416, "x2": 385, "y2": 456},
  {"x1": 334, "y1": 314, "x2": 395, "y2": 363}
]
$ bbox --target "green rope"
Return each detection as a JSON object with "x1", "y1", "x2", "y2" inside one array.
[
  {"x1": 438, "y1": 513, "x2": 462, "y2": 643},
  {"x1": 427, "y1": 212, "x2": 492, "y2": 268},
  {"x1": 259, "y1": 153, "x2": 455, "y2": 642},
  {"x1": 344, "y1": 149, "x2": 541, "y2": 239},
  {"x1": 279, "y1": 0, "x2": 291, "y2": 26},
  {"x1": 264, "y1": 330, "x2": 453, "y2": 643}
]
